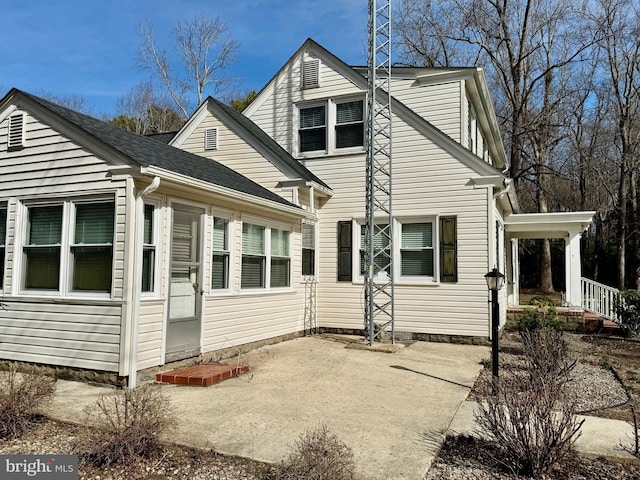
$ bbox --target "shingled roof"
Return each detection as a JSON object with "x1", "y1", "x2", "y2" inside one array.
[
  {"x1": 10, "y1": 89, "x2": 298, "y2": 209},
  {"x1": 205, "y1": 96, "x2": 331, "y2": 190}
]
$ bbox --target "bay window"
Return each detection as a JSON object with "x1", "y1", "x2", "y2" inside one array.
[{"x1": 22, "y1": 198, "x2": 115, "y2": 294}]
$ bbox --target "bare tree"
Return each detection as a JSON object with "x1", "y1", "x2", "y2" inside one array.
[
  {"x1": 590, "y1": 0, "x2": 640, "y2": 289},
  {"x1": 137, "y1": 16, "x2": 238, "y2": 118},
  {"x1": 396, "y1": 0, "x2": 595, "y2": 292}
]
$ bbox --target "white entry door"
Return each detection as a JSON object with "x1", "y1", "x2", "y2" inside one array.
[{"x1": 166, "y1": 204, "x2": 204, "y2": 361}]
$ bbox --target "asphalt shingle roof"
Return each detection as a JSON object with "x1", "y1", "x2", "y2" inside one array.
[
  {"x1": 17, "y1": 90, "x2": 298, "y2": 209},
  {"x1": 206, "y1": 96, "x2": 331, "y2": 190}
]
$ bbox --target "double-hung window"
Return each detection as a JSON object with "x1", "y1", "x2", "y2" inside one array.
[
  {"x1": 341, "y1": 217, "x2": 457, "y2": 284},
  {"x1": 212, "y1": 217, "x2": 230, "y2": 290},
  {"x1": 270, "y1": 228, "x2": 290, "y2": 287},
  {"x1": 142, "y1": 204, "x2": 156, "y2": 292},
  {"x1": 301, "y1": 222, "x2": 316, "y2": 277},
  {"x1": 241, "y1": 222, "x2": 291, "y2": 290},
  {"x1": 400, "y1": 222, "x2": 434, "y2": 277},
  {"x1": 23, "y1": 199, "x2": 115, "y2": 294},
  {"x1": 336, "y1": 100, "x2": 364, "y2": 149},
  {"x1": 299, "y1": 106, "x2": 326, "y2": 152}
]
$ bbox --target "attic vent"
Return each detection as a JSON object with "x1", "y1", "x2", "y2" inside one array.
[
  {"x1": 302, "y1": 59, "x2": 320, "y2": 89},
  {"x1": 7, "y1": 112, "x2": 25, "y2": 150},
  {"x1": 204, "y1": 128, "x2": 218, "y2": 150}
]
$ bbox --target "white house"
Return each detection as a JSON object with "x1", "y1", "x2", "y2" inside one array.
[{"x1": 0, "y1": 39, "x2": 594, "y2": 386}]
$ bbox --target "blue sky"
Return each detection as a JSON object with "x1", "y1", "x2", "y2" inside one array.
[{"x1": 1, "y1": 0, "x2": 368, "y2": 116}]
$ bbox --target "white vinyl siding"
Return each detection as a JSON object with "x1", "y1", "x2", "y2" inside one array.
[
  {"x1": 0, "y1": 300, "x2": 123, "y2": 371},
  {"x1": 0, "y1": 110, "x2": 127, "y2": 372}
]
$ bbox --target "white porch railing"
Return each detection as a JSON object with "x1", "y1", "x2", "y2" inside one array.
[{"x1": 581, "y1": 277, "x2": 620, "y2": 322}]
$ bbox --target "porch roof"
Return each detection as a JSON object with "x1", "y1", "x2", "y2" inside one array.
[{"x1": 504, "y1": 211, "x2": 595, "y2": 239}]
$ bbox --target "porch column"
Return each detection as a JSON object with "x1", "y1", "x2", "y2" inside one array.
[{"x1": 565, "y1": 229, "x2": 582, "y2": 307}]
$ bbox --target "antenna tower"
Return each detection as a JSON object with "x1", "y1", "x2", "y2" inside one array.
[{"x1": 364, "y1": 0, "x2": 394, "y2": 345}]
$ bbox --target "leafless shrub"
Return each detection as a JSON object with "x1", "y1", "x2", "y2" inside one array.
[
  {"x1": 475, "y1": 326, "x2": 583, "y2": 476},
  {"x1": 273, "y1": 424, "x2": 356, "y2": 480},
  {"x1": 79, "y1": 384, "x2": 175, "y2": 466},
  {"x1": 520, "y1": 326, "x2": 577, "y2": 382},
  {"x1": 0, "y1": 365, "x2": 56, "y2": 439}
]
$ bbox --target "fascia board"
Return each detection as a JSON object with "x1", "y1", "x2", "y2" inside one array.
[{"x1": 143, "y1": 165, "x2": 311, "y2": 220}]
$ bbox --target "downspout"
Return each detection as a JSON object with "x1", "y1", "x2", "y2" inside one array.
[{"x1": 128, "y1": 176, "x2": 161, "y2": 388}]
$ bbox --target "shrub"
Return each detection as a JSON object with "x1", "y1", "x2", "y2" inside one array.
[
  {"x1": 528, "y1": 295, "x2": 557, "y2": 307},
  {"x1": 274, "y1": 424, "x2": 355, "y2": 480},
  {"x1": 613, "y1": 290, "x2": 640, "y2": 336},
  {"x1": 0, "y1": 365, "x2": 56, "y2": 439},
  {"x1": 518, "y1": 306, "x2": 560, "y2": 333},
  {"x1": 80, "y1": 384, "x2": 175, "y2": 466},
  {"x1": 475, "y1": 325, "x2": 582, "y2": 476},
  {"x1": 520, "y1": 326, "x2": 576, "y2": 381}
]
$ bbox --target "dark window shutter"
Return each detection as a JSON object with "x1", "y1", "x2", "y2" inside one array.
[
  {"x1": 440, "y1": 216, "x2": 457, "y2": 282},
  {"x1": 337, "y1": 221, "x2": 352, "y2": 281}
]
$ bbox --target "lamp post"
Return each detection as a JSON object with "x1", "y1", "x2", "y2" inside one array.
[{"x1": 485, "y1": 268, "x2": 505, "y2": 390}]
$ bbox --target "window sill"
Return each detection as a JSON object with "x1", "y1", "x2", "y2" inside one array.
[
  {"x1": 351, "y1": 278, "x2": 441, "y2": 287},
  {"x1": 8, "y1": 294, "x2": 122, "y2": 305},
  {"x1": 238, "y1": 287, "x2": 296, "y2": 296},
  {"x1": 297, "y1": 148, "x2": 365, "y2": 160}
]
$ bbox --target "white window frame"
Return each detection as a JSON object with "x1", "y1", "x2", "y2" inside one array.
[
  {"x1": 353, "y1": 217, "x2": 440, "y2": 285},
  {"x1": 301, "y1": 220, "x2": 318, "y2": 281},
  {"x1": 141, "y1": 201, "x2": 159, "y2": 297},
  {"x1": 210, "y1": 212, "x2": 234, "y2": 295},
  {"x1": 17, "y1": 196, "x2": 115, "y2": 298},
  {"x1": 296, "y1": 97, "x2": 366, "y2": 157},
  {"x1": 240, "y1": 217, "x2": 292, "y2": 292}
]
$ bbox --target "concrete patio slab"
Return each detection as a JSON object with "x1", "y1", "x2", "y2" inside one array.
[{"x1": 46, "y1": 335, "x2": 489, "y2": 480}]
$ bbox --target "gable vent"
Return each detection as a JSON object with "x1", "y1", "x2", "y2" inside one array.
[
  {"x1": 302, "y1": 59, "x2": 320, "y2": 89},
  {"x1": 204, "y1": 127, "x2": 218, "y2": 150},
  {"x1": 7, "y1": 112, "x2": 25, "y2": 150}
]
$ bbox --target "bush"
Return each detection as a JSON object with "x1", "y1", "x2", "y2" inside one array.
[
  {"x1": 475, "y1": 325, "x2": 582, "y2": 477},
  {"x1": 80, "y1": 384, "x2": 175, "y2": 466},
  {"x1": 528, "y1": 295, "x2": 557, "y2": 307},
  {"x1": 0, "y1": 365, "x2": 56, "y2": 439},
  {"x1": 518, "y1": 306, "x2": 560, "y2": 333},
  {"x1": 613, "y1": 290, "x2": 640, "y2": 336},
  {"x1": 520, "y1": 326, "x2": 576, "y2": 381},
  {"x1": 274, "y1": 424, "x2": 355, "y2": 480}
]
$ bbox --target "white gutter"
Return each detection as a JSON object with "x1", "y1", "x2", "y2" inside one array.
[
  {"x1": 143, "y1": 166, "x2": 313, "y2": 220},
  {"x1": 128, "y1": 177, "x2": 160, "y2": 387}
]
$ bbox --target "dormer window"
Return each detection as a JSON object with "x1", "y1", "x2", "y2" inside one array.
[
  {"x1": 302, "y1": 59, "x2": 320, "y2": 89},
  {"x1": 8, "y1": 112, "x2": 25, "y2": 150}
]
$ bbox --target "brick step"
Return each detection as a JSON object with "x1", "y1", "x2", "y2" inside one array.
[{"x1": 156, "y1": 363, "x2": 249, "y2": 387}]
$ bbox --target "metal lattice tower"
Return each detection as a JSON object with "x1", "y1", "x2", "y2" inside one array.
[{"x1": 364, "y1": 0, "x2": 394, "y2": 345}]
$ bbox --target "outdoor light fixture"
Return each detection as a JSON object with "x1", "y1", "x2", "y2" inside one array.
[
  {"x1": 485, "y1": 267, "x2": 505, "y2": 392},
  {"x1": 484, "y1": 267, "x2": 505, "y2": 291}
]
